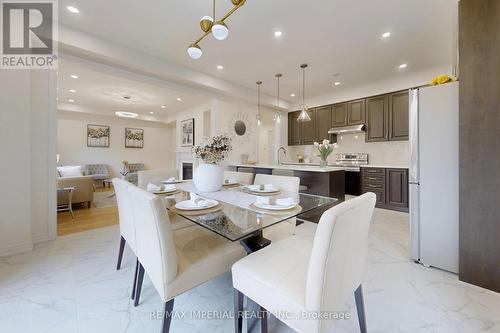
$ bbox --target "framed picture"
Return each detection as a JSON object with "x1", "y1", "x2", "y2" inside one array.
[
  {"x1": 125, "y1": 128, "x2": 144, "y2": 148},
  {"x1": 87, "y1": 124, "x2": 110, "y2": 147},
  {"x1": 181, "y1": 118, "x2": 195, "y2": 146}
]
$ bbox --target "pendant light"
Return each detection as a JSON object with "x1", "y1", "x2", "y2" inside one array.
[
  {"x1": 256, "y1": 81, "x2": 262, "y2": 126},
  {"x1": 274, "y1": 73, "x2": 282, "y2": 123},
  {"x1": 297, "y1": 63, "x2": 311, "y2": 122}
]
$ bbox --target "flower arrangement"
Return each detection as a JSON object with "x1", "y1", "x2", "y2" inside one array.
[
  {"x1": 314, "y1": 139, "x2": 334, "y2": 165},
  {"x1": 192, "y1": 134, "x2": 233, "y2": 164},
  {"x1": 120, "y1": 160, "x2": 129, "y2": 177}
]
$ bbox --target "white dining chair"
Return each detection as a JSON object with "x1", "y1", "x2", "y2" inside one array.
[
  {"x1": 253, "y1": 174, "x2": 300, "y2": 242},
  {"x1": 224, "y1": 170, "x2": 254, "y2": 185},
  {"x1": 232, "y1": 192, "x2": 376, "y2": 333},
  {"x1": 128, "y1": 185, "x2": 247, "y2": 331},
  {"x1": 137, "y1": 169, "x2": 179, "y2": 188}
]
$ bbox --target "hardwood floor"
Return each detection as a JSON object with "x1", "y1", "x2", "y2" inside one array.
[{"x1": 57, "y1": 186, "x2": 119, "y2": 236}]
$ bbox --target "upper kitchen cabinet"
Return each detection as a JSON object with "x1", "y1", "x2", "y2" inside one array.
[
  {"x1": 331, "y1": 103, "x2": 348, "y2": 127},
  {"x1": 288, "y1": 111, "x2": 301, "y2": 145},
  {"x1": 388, "y1": 90, "x2": 409, "y2": 140},
  {"x1": 366, "y1": 95, "x2": 389, "y2": 142},
  {"x1": 315, "y1": 105, "x2": 332, "y2": 141},
  {"x1": 347, "y1": 99, "x2": 366, "y2": 125},
  {"x1": 301, "y1": 108, "x2": 316, "y2": 145}
]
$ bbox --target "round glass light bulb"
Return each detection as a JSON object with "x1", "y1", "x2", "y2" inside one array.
[
  {"x1": 212, "y1": 22, "x2": 229, "y2": 40},
  {"x1": 187, "y1": 44, "x2": 202, "y2": 59}
]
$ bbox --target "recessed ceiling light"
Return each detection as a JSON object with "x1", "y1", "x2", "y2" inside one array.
[
  {"x1": 66, "y1": 6, "x2": 79, "y2": 14},
  {"x1": 68, "y1": 99, "x2": 75, "y2": 103},
  {"x1": 290, "y1": 93, "x2": 295, "y2": 97},
  {"x1": 161, "y1": 105, "x2": 166, "y2": 109},
  {"x1": 115, "y1": 111, "x2": 138, "y2": 118},
  {"x1": 70, "y1": 74, "x2": 78, "y2": 79},
  {"x1": 382, "y1": 32, "x2": 391, "y2": 38},
  {"x1": 399, "y1": 63, "x2": 408, "y2": 69},
  {"x1": 176, "y1": 97, "x2": 182, "y2": 101},
  {"x1": 217, "y1": 65, "x2": 224, "y2": 70},
  {"x1": 274, "y1": 31, "x2": 282, "y2": 37},
  {"x1": 69, "y1": 89, "x2": 76, "y2": 93},
  {"x1": 150, "y1": 111, "x2": 154, "y2": 115},
  {"x1": 334, "y1": 82, "x2": 341, "y2": 86}
]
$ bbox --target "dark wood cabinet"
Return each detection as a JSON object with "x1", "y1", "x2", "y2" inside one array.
[
  {"x1": 361, "y1": 167, "x2": 408, "y2": 212},
  {"x1": 315, "y1": 106, "x2": 332, "y2": 142},
  {"x1": 347, "y1": 99, "x2": 365, "y2": 125},
  {"x1": 301, "y1": 109, "x2": 316, "y2": 145},
  {"x1": 388, "y1": 91, "x2": 409, "y2": 141},
  {"x1": 366, "y1": 95, "x2": 389, "y2": 142},
  {"x1": 288, "y1": 111, "x2": 301, "y2": 145},
  {"x1": 331, "y1": 103, "x2": 348, "y2": 127},
  {"x1": 385, "y1": 168, "x2": 408, "y2": 209}
]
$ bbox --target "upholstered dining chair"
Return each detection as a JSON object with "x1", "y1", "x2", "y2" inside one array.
[
  {"x1": 113, "y1": 178, "x2": 193, "y2": 304},
  {"x1": 253, "y1": 173, "x2": 300, "y2": 242},
  {"x1": 232, "y1": 192, "x2": 376, "y2": 333},
  {"x1": 224, "y1": 171, "x2": 254, "y2": 185},
  {"x1": 128, "y1": 185, "x2": 246, "y2": 331},
  {"x1": 137, "y1": 169, "x2": 179, "y2": 188}
]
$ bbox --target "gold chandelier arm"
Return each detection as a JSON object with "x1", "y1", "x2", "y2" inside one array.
[{"x1": 191, "y1": 0, "x2": 246, "y2": 46}]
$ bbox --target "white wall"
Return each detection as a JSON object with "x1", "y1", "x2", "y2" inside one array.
[
  {"x1": 0, "y1": 70, "x2": 57, "y2": 257},
  {"x1": 58, "y1": 111, "x2": 175, "y2": 176},
  {"x1": 165, "y1": 97, "x2": 282, "y2": 167},
  {"x1": 287, "y1": 133, "x2": 408, "y2": 167}
]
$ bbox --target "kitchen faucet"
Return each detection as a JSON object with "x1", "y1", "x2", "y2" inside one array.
[{"x1": 277, "y1": 146, "x2": 287, "y2": 165}]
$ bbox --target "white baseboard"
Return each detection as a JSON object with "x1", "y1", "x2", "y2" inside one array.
[{"x1": 0, "y1": 241, "x2": 33, "y2": 257}]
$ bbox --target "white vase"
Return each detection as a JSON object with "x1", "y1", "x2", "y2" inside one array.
[{"x1": 193, "y1": 163, "x2": 223, "y2": 192}]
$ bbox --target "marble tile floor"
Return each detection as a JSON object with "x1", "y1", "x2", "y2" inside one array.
[{"x1": 1, "y1": 208, "x2": 499, "y2": 333}]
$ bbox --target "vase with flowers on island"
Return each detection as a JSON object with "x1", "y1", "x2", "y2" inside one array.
[
  {"x1": 314, "y1": 139, "x2": 334, "y2": 167},
  {"x1": 192, "y1": 134, "x2": 233, "y2": 192}
]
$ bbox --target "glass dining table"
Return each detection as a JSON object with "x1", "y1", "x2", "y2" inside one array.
[{"x1": 151, "y1": 181, "x2": 338, "y2": 252}]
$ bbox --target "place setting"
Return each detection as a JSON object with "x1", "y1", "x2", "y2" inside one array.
[
  {"x1": 171, "y1": 193, "x2": 223, "y2": 216},
  {"x1": 249, "y1": 195, "x2": 302, "y2": 215},
  {"x1": 146, "y1": 182, "x2": 180, "y2": 196},
  {"x1": 240, "y1": 183, "x2": 280, "y2": 196},
  {"x1": 160, "y1": 177, "x2": 185, "y2": 185}
]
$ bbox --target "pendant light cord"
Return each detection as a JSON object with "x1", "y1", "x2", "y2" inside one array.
[
  {"x1": 302, "y1": 66, "x2": 305, "y2": 106},
  {"x1": 213, "y1": 0, "x2": 216, "y2": 20}
]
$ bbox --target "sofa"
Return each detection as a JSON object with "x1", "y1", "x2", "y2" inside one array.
[
  {"x1": 125, "y1": 163, "x2": 144, "y2": 185},
  {"x1": 57, "y1": 175, "x2": 94, "y2": 208},
  {"x1": 83, "y1": 164, "x2": 110, "y2": 187}
]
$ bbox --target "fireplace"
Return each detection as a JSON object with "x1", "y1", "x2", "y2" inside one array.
[{"x1": 182, "y1": 162, "x2": 193, "y2": 180}]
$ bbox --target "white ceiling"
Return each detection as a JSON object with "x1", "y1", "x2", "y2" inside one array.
[
  {"x1": 57, "y1": 58, "x2": 210, "y2": 121},
  {"x1": 58, "y1": 0, "x2": 456, "y2": 102}
]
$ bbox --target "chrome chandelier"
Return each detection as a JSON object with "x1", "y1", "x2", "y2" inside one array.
[{"x1": 187, "y1": 0, "x2": 246, "y2": 59}]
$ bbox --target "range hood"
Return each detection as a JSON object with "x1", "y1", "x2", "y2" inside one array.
[{"x1": 328, "y1": 124, "x2": 365, "y2": 134}]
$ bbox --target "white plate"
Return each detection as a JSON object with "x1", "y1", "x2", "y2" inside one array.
[
  {"x1": 161, "y1": 179, "x2": 184, "y2": 184},
  {"x1": 153, "y1": 188, "x2": 177, "y2": 195},
  {"x1": 253, "y1": 202, "x2": 297, "y2": 210},
  {"x1": 175, "y1": 199, "x2": 219, "y2": 211},
  {"x1": 246, "y1": 186, "x2": 279, "y2": 193}
]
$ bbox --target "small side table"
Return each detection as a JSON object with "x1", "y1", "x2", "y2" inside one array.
[
  {"x1": 103, "y1": 179, "x2": 113, "y2": 188},
  {"x1": 57, "y1": 186, "x2": 75, "y2": 219}
]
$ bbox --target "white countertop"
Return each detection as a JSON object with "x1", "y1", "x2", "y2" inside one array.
[
  {"x1": 231, "y1": 163, "x2": 346, "y2": 173},
  {"x1": 232, "y1": 162, "x2": 408, "y2": 172}
]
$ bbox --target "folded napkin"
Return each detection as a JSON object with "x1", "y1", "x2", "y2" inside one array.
[
  {"x1": 147, "y1": 183, "x2": 162, "y2": 192},
  {"x1": 164, "y1": 184, "x2": 176, "y2": 192},
  {"x1": 247, "y1": 184, "x2": 277, "y2": 192},
  {"x1": 190, "y1": 193, "x2": 210, "y2": 207},
  {"x1": 224, "y1": 178, "x2": 238, "y2": 184},
  {"x1": 255, "y1": 196, "x2": 295, "y2": 207},
  {"x1": 164, "y1": 177, "x2": 176, "y2": 183}
]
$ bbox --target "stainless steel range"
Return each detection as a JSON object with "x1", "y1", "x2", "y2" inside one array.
[{"x1": 333, "y1": 153, "x2": 368, "y2": 172}]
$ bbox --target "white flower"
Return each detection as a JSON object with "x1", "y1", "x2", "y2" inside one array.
[
  {"x1": 323, "y1": 139, "x2": 330, "y2": 145},
  {"x1": 313, "y1": 142, "x2": 319, "y2": 147}
]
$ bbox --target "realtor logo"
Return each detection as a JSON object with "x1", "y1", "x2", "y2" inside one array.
[{"x1": 1, "y1": 0, "x2": 57, "y2": 69}]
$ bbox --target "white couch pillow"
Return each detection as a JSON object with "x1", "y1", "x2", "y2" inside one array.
[{"x1": 57, "y1": 165, "x2": 83, "y2": 177}]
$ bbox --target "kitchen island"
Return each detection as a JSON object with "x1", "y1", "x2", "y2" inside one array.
[{"x1": 230, "y1": 163, "x2": 345, "y2": 200}]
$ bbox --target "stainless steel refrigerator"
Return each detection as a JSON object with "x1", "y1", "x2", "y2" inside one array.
[{"x1": 409, "y1": 82, "x2": 459, "y2": 273}]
